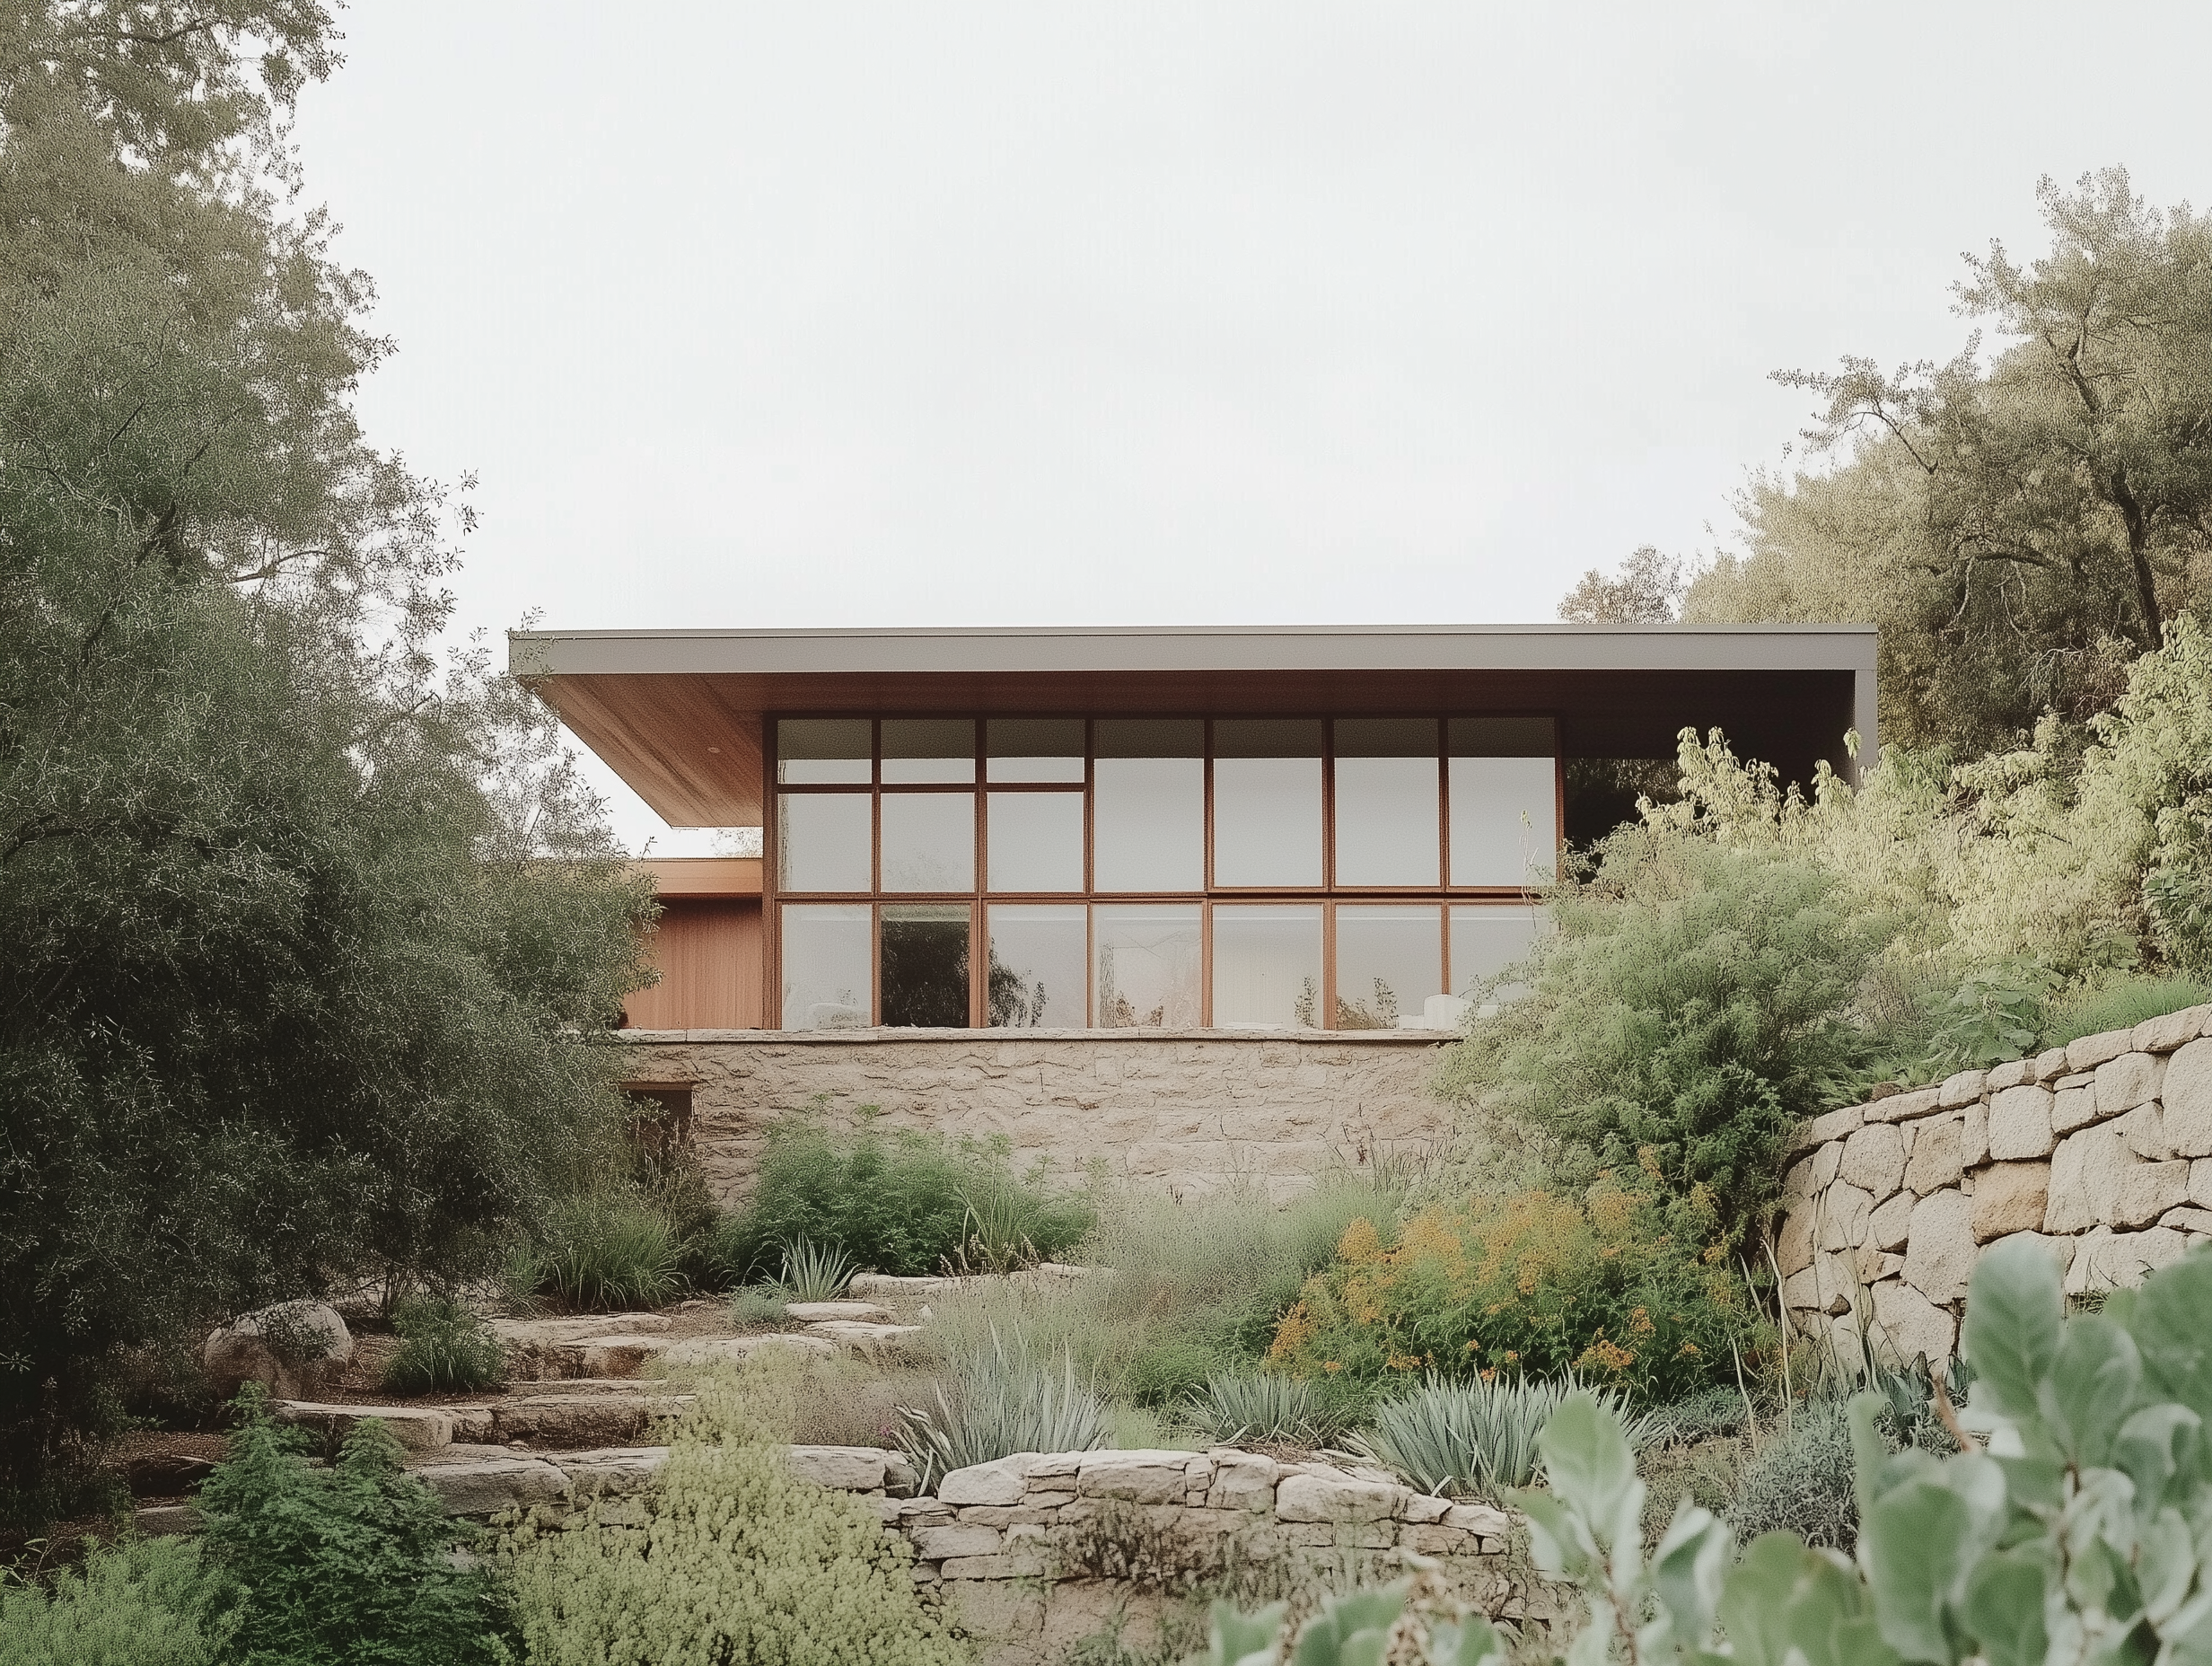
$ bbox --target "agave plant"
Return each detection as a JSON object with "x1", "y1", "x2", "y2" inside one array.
[
  {"x1": 777, "y1": 1237, "x2": 856, "y2": 1302},
  {"x1": 1184, "y1": 1370, "x2": 1351, "y2": 1449},
  {"x1": 1354, "y1": 1372, "x2": 1665, "y2": 1498},
  {"x1": 897, "y1": 1326, "x2": 1109, "y2": 1490}
]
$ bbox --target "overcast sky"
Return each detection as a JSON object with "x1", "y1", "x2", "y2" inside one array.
[{"x1": 291, "y1": 3, "x2": 2212, "y2": 854}]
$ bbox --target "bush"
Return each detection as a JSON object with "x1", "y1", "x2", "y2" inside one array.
[
  {"x1": 380, "y1": 1296, "x2": 508, "y2": 1395},
  {"x1": 522, "y1": 1195, "x2": 683, "y2": 1311},
  {"x1": 1720, "y1": 1397, "x2": 1857, "y2": 1550},
  {"x1": 777, "y1": 1238, "x2": 855, "y2": 1302},
  {"x1": 0, "y1": 1537, "x2": 241, "y2": 1666},
  {"x1": 714, "y1": 1117, "x2": 1093, "y2": 1280},
  {"x1": 897, "y1": 1328, "x2": 1109, "y2": 1491},
  {"x1": 197, "y1": 1390, "x2": 513, "y2": 1665},
  {"x1": 1646, "y1": 1383, "x2": 1755, "y2": 1446},
  {"x1": 1355, "y1": 1372, "x2": 1663, "y2": 1498},
  {"x1": 500, "y1": 1370, "x2": 963, "y2": 1665},
  {"x1": 1268, "y1": 1178, "x2": 1759, "y2": 1402},
  {"x1": 2044, "y1": 972, "x2": 2212, "y2": 1048},
  {"x1": 1184, "y1": 1371, "x2": 1352, "y2": 1449}
]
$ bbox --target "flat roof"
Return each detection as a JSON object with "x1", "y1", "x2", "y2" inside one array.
[{"x1": 510, "y1": 623, "x2": 1877, "y2": 828}]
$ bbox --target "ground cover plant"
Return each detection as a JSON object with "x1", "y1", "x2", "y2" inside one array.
[{"x1": 0, "y1": 1536, "x2": 241, "y2": 1666}]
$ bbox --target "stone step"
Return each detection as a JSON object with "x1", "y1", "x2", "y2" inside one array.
[
  {"x1": 272, "y1": 1391, "x2": 692, "y2": 1455},
  {"x1": 784, "y1": 1299, "x2": 894, "y2": 1324},
  {"x1": 660, "y1": 1333, "x2": 835, "y2": 1367},
  {"x1": 804, "y1": 1320, "x2": 926, "y2": 1358}
]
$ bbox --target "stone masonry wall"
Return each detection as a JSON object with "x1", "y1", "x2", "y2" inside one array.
[
  {"x1": 616, "y1": 1030, "x2": 1453, "y2": 1206},
  {"x1": 1778, "y1": 1003, "x2": 2212, "y2": 1365}
]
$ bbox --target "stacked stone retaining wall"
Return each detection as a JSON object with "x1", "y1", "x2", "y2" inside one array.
[
  {"x1": 616, "y1": 1030, "x2": 1453, "y2": 1205},
  {"x1": 1778, "y1": 1003, "x2": 2212, "y2": 1363}
]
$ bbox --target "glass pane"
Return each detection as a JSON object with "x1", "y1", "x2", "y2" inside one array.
[
  {"x1": 777, "y1": 793, "x2": 871, "y2": 891},
  {"x1": 881, "y1": 904, "x2": 970, "y2": 1027},
  {"x1": 882, "y1": 717, "x2": 976, "y2": 783},
  {"x1": 1212, "y1": 904, "x2": 1322, "y2": 1029},
  {"x1": 881, "y1": 793, "x2": 975, "y2": 891},
  {"x1": 1093, "y1": 904, "x2": 1201, "y2": 1028},
  {"x1": 1451, "y1": 903, "x2": 1552, "y2": 1002},
  {"x1": 1094, "y1": 719, "x2": 1203, "y2": 893},
  {"x1": 987, "y1": 792, "x2": 1084, "y2": 892},
  {"x1": 988, "y1": 717, "x2": 1085, "y2": 783},
  {"x1": 1213, "y1": 745, "x2": 1321, "y2": 887},
  {"x1": 780, "y1": 903, "x2": 871, "y2": 1029},
  {"x1": 988, "y1": 904, "x2": 1085, "y2": 1027},
  {"x1": 1335, "y1": 905, "x2": 1444, "y2": 1030},
  {"x1": 1333, "y1": 724, "x2": 1439, "y2": 885},
  {"x1": 1449, "y1": 756, "x2": 1558, "y2": 888},
  {"x1": 777, "y1": 718, "x2": 871, "y2": 784}
]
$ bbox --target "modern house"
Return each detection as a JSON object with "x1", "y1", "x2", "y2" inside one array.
[{"x1": 511, "y1": 623, "x2": 1875, "y2": 1200}]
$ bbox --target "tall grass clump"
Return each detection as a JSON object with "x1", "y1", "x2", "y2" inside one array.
[
  {"x1": 777, "y1": 1239, "x2": 855, "y2": 1302},
  {"x1": 520, "y1": 1196, "x2": 683, "y2": 1311},
  {"x1": 0, "y1": 1537, "x2": 241, "y2": 1666},
  {"x1": 2043, "y1": 974, "x2": 2212, "y2": 1049},
  {"x1": 897, "y1": 1328, "x2": 1109, "y2": 1491},
  {"x1": 1184, "y1": 1371, "x2": 1351, "y2": 1450},
  {"x1": 381, "y1": 1297, "x2": 507, "y2": 1395},
  {"x1": 1355, "y1": 1372, "x2": 1666, "y2": 1498}
]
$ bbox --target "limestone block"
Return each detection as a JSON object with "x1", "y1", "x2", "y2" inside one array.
[
  {"x1": 1988, "y1": 1085, "x2": 2056, "y2": 1161},
  {"x1": 410, "y1": 1458, "x2": 570, "y2": 1516},
  {"x1": 2134, "y1": 1004, "x2": 2212, "y2": 1056},
  {"x1": 1782, "y1": 1265, "x2": 1819, "y2": 1312},
  {"x1": 2044, "y1": 1126, "x2": 2134, "y2": 1234},
  {"x1": 2163, "y1": 1039, "x2": 2212, "y2": 1157},
  {"x1": 1962, "y1": 1101, "x2": 1990, "y2": 1169},
  {"x1": 912, "y1": 1521, "x2": 1004, "y2": 1560},
  {"x1": 1777, "y1": 1204, "x2": 1818, "y2": 1276},
  {"x1": 2096, "y1": 1053, "x2": 2166, "y2": 1121},
  {"x1": 203, "y1": 1301, "x2": 356, "y2": 1401},
  {"x1": 273, "y1": 1401, "x2": 452, "y2": 1453},
  {"x1": 1870, "y1": 1088, "x2": 1944, "y2": 1125},
  {"x1": 1869, "y1": 1189, "x2": 1916, "y2": 1252},
  {"x1": 2192, "y1": 1159, "x2": 2212, "y2": 1208},
  {"x1": 1797, "y1": 1104, "x2": 1865, "y2": 1152},
  {"x1": 133, "y1": 1504, "x2": 202, "y2": 1537},
  {"x1": 561, "y1": 1447, "x2": 672, "y2": 1498},
  {"x1": 1815, "y1": 1251, "x2": 1856, "y2": 1317},
  {"x1": 1274, "y1": 1471, "x2": 1401, "y2": 1524},
  {"x1": 1812, "y1": 1141, "x2": 1845, "y2": 1190},
  {"x1": 1988, "y1": 1060, "x2": 2032, "y2": 1092},
  {"x1": 1782, "y1": 1155, "x2": 1817, "y2": 1203},
  {"x1": 579, "y1": 1337, "x2": 671, "y2": 1377},
  {"x1": 1077, "y1": 1451, "x2": 1198, "y2": 1504},
  {"x1": 2068, "y1": 1030, "x2": 2135, "y2": 1074},
  {"x1": 1023, "y1": 1451, "x2": 1085, "y2": 1483},
  {"x1": 941, "y1": 1454, "x2": 1037, "y2": 1507},
  {"x1": 1904, "y1": 1118, "x2": 1964, "y2": 1196},
  {"x1": 1939, "y1": 1070, "x2": 1988, "y2": 1109},
  {"x1": 1205, "y1": 1450, "x2": 1281, "y2": 1512},
  {"x1": 2120, "y1": 1104, "x2": 2171, "y2": 1161},
  {"x1": 1986, "y1": 1232, "x2": 2073, "y2": 1277},
  {"x1": 808, "y1": 1320, "x2": 925, "y2": 1357},
  {"x1": 1398, "y1": 1491, "x2": 1453, "y2": 1524},
  {"x1": 1854, "y1": 1245, "x2": 1904, "y2": 1284},
  {"x1": 2115, "y1": 1162, "x2": 2192, "y2": 1229},
  {"x1": 2033, "y1": 1047, "x2": 2073, "y2": 1082},
  {"x1": 2068, "y1": 1226, "x2": 2189, "y2": 1293},
  {"x1": 786, "y1": 1445, "x2": 889, "y2": 1491},
  {"x1": 449, "y1": 1407, "x2": 494, "y2": 1442},
  {"x1": 490, "y1": 1394, "x2": 687, "y2": 1448},
  {"x1": 942, "y1": 1578, "x2": 1046, "y2": 1640},
  {"x1": 2159, "y1": 1206, "x2": 2212, "y2": 1235},
  {"x1": 1870, "y1": 1277, "x2": 1957, "y2": 1366},
  {"x1": 784, "y1": 1301, "x2": 894, "y2": 1324},
  {"x1": 1902, "y1": 1190, "x2": 1977, "y2": 1304},
  {"x1": 1402, "y1": 1523, "x2": 1483, "y2": 1556},
  {"x1": 1839, "y1": 1124, "x2": 1907, "y2": 1199},
  {"x1": 1817, "y1": 1182, "x2": 1874, "y2": 1253},
  {"x1": 1444, "y1": 1502, "x2": 1514, "y2": 1535},
  {"x1": 2051, "y1": 1085, "x2": 2100, "y2": 1137},
  {"x1": 661, "y1": 1334, "x2": 835, "y2": 1368},
  {"x1": 1971, "y1": 1162, "x2": 2050, "y2": 1243}
]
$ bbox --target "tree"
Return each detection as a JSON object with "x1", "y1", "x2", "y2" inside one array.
[
  {"x1": 1690, "y1": 170, "x2": 2212, "y2": 752},
  {"x1": 1558, "y1": 545, "x2": 1687, "y2": 624},
  {"x1": 0, "y1": 5, "x2": 654, "y2": 1508}
]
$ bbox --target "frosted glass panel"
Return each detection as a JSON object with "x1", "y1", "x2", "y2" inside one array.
[
  {"x1": 777, "y1": 718, "x2": 870, "y2": 784},
  {"x1": 1093, "y1": 757, "x2": 1203, "y2": 891},
  {"x1": 1450, "y1": 904, "x2": 1552, "y2": 998},
  {"x1": 1212, "y1": 905, "x2": 1322, "y2": 1029},
  {"x1": 881, "y1": 903, "x2": 970, "y2": 1026},
  {"x1": 880, "y1": 793, "x2": 974, "y2": 891},
  {"x1": 1334, "y1": 906, "x2": 1444, "y2": 1029},
  {"x1": 988, "y1": 718, "x2": 1085, "y2": 783},
  {"x1": 1449, "y1": 756, "x2": 1558, "y2": 887},
  {"x1": 882, "y1": 718, "x2": 975, "y2": 783},
  {"x1": 988, "y1": 905, "x2": 1085, "y2": 1027},
  {"x1": 780, "y1": 904, "x2": 870, "y2": 1029},
  {"x1": 777, "y1": 794, "x2": 870, "y2": 891},
  {"x1": 1093, "y1": 905, "x2": 1201, "y2": 1028},
  {"x1": 1334, "y1": 755, "x2": 1439, "y2": 886},
  {"x1": 987, "y1": 792, "x2": 1084, "y2": 892},
  {"x1": 1213, "y1": 757, "x2": 1322, "y2": 886}
]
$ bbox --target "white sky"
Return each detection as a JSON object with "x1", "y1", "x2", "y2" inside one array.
[{"x1": 290, "y1": 2, "x2": 2212, "y2": 855}]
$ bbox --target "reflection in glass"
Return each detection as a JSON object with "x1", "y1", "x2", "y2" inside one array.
[
  {"x1": 777, "y1": 718, "x2": 871, "y2": 784},
  {"x1": 1093, "y1": 905, "x2": 1201, "y2": 1028},
  {"x1": 777, "y1": 793, "x2": 871, "y2": 891},
  {"x1": 988, "y1": 905, "x2": 1085, "y2": 1027},
  {"x1": 1334, "y1": 905, "x2": 1444, "y2": 1029},
  {"x1": 987, "y1": 792, "x2": 1084, "y2": 892},
  {"x1": 988, "y1": 718, "x2": 1085, "y2": 783},
  {"x1": 882, "y1": 718, "x2": 976, "y2": 783},
  {"x1": 780, "y1": 904, "x2": 871, "y2": 1029},
  {"x1": 1212, "y1": 720, "x2": 1322, "y2": 888},
  {"x1": 1333, "y1": 719, "x2": 1439, "y2": 887},
  {"x1": 881, "y1": 904, "x2": 970, "y2": 1027},
  {"x1": 1212, "y1": 905, "x2": 1322, "y2": 1029},
  {"x1": 1448, "y1": 756, "x2": 1558, "y2": 887},
  {"x1": 1094, "y1": 719, "x2": 1204, "y2": 893},
  {"x1": 880, "y1": 793, "x2": 975, "y2": 891},
  {"x1": 1450, "y1": 904, "x2": 1552, "y2": 1000}
]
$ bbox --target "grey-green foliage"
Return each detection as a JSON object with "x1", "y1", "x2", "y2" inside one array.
[
  {"x1": 899, "y1": 1328, "x2": 1109, "y2": 1491},
  {"x1": 1513, "y1": 1239, "x2": 2212, "y2": 1666},
  {"x1": 1723, "y1": 1399, "x2": 1857, "y2": 1551},
  {"x1": 0, "y1": 1536, "x2": 241, "y2": 1666},
  {"x1": 779, "y1": 1237, "x2": 856, "y2": 1302},
  {"x1": 1196, "y1": 1583, "x2": 1505, "y2": 1666},
  {"x1": 1356, "y1": 1374, "x2": 1665, "y2": 1500},
  {"x1": 1186, "y1": 1372, "x2": 1350, "y2": 1449}
]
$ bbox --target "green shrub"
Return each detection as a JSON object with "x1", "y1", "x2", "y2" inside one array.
[
  {"x1": 1720, "y1": 1397, "x2": 1857, "y2": 1550},
  {"x1": 1123, "y1": 1340, "x2": 1220, "y2": 1409},
  {"x1": 381, "y1": 1297, "x2": 507, "y2": 1395},
  {"x1": 500, "y1": 1371, "x2": 962, "y2": 1665},
  {"x1": 713, "y1": 1117, "x2": 1093, "y2": 1280},
  {"x1": 1268, "y1": 1179, "x2": 1759, "y2": 1402},
  {"x1": 197, "y1": 1389, "x2": 512, "y2": 1665},
  {"x1": 1196, "y1": 1584, "x2": 1501, "y2": 1666},
  {"x1": 898, "y1": 1328, "x2": 1109, "y2": 1491},
  {"x1": 2043, "y1": 972, "x2": 2212, "y2": 1049},
  {"x1": 729, "y1": 1285, "x2": 788, "y2": 1327},
  {"x1": 522, "y1": 1195, "x2": 683, "y2": 1311},
  {"x1": 1355, "y1": 1372, "x2": 1663, "y2": 1498},
  {"x1": 1647, "y1": 1383, "x2": 1755, "y2": 1445},
  {"x1": 0, "y1": 1536, "x2": 241, "y2": 1666},
  {"x1": 1184, "y1": 1371, "x2": 1352, "y2": 1450}
]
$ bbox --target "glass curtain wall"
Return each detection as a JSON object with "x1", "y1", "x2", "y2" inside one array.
[{"x1": 772, "y1": 715, "x2": 1556, "y2": 1029}]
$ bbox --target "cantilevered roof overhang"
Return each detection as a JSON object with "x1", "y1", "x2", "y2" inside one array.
[{"x1": 509, "y1": 624, "x2": 1877, "y2": 829}]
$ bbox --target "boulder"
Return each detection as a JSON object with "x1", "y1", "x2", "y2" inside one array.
[
  {"x1": 1901, "y1": 1189, "x2": 1977, "y2": 1304},
  {"x1": 940, "y1": 1454, "x2": 1037, "y2": 1507},
  {"x1": 1987, "y1": 1085, "x2": 2056, "y2": 1161},
  {"x1": 560, "y1": 1445, "x2": 672, "y2": 1498},
  {"x1": 2033, "y1": 1047, "x2": 2073, "y2": 1082},
  {"x1": 1904, "y1": 1118, "x2": 1964, "y2": 1196},
  {"x1": 578, "y1": 1336, "x2": 672, "y2": 1378},
  {"x1": 1274, "y1": 1471, "x2": 1400, "y2": 1524},
  {"x1": 2046, "y1": 1124, "x2": 2136, "y2": 1233},
  {"x1": 1798, "y1": 1104, "x2": 1864, "y2": 1151},
  {"x1": 204, "y1": 1301, "x2": 354, "y2": 1400},
  {"x1": 1839, "y1": 1124, "x2": 1906, "y2": 1199},
  {"x1": 807, "y1": 1320, "x2": 924, "y2": 1357},
  {"x1": 1869, "y1": 1088, "x2": 1943, "y2": 1125},
  {"x1": 1776, "y1": 1202, "x2": 1818, "y2": 1276},
  {"x1": 1971, "y1": 1162, "x2": 2050, "y2": 1242},
  {"x1": 1204, "y1": 1451, "x2": 1279, "y2": 1512},
  {"x1": 489, "y1": 1393, "x2": 688, "y2": 1448},
  {"x1": 2068, "y1": 1225, "x2": 2189, "y2": 1293},
  {"x1": 1962, "y1": 1101, "x2": 1991, "y2": 1169}
]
